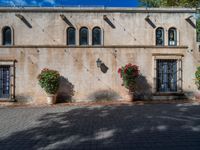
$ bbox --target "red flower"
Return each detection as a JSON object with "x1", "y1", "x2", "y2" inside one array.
[{"x1": 118, "y1": 68, "x2": 122, "y2": 74}]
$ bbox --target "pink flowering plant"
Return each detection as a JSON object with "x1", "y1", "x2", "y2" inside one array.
[
  {"x1": 118, "y1": 63, "x2": 140, "y2": 91},
  {"x1": 37, "y1": 68, "x2": 60, "y2": 94},
  {"x1": 195, "y1": 66, "x2": 200, "y2": 90}
]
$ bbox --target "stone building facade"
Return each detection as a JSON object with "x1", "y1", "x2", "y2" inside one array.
[{"x1": 0, "y1": 7, "x2": 199, "y2": 104}]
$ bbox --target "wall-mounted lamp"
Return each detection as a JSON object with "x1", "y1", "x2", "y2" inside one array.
[
  {"x1": 145, "y1": 15, "x2": 156, "y2": 28},
  {"x1": 96, "y1": 58, "x2": 109, "y2": 73},
  {"x1": 96, "y1": 58, "x2": 102, "y2": 68},
  {"x1": 15, "y1": 13, "x2": 32, "y2": 28}
]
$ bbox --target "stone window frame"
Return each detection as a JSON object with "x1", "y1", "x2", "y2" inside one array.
[
  {"x1": 65, "y1": 26, "x2": 104, "y2": 46},
  {"x1": 0, "y1": 60, "x2": 16, "y2": 101},
  {"x1": 152, "y1": 54, "x2": 183, "y2": 94},
  {"x1": 66, "y1": 27, "x2": 76, "y2": 46},
  {"x1": 155, "y1": 27, "x2": 165, "y2": 46},
  {"x1": 2, "y1": 26, "x2": 14, "y2": 46},
  {"x1": 168, "y1": 27, "x2": 178, "y2": 46},
  {"x1": 92, "y1": 26, "x2": 102, "y2": 46},
  {"x1": 79, "y1": 27, "x2": 89, "y2": 46}
]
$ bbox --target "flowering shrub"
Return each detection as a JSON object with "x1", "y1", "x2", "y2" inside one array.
[
  {"x1": 195, "y1": 66, "x2": 200, "y2": 90},
  {"x1": 37, "y1": 68, "x2": 60, "y2": 94},
  {"x1": 118, "y1": 63, "x2": 139, "y2": 91}
]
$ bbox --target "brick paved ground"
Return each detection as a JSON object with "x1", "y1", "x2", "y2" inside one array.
[{"x1": 0, "y1": 103, "x2": 200, "y2": 150}]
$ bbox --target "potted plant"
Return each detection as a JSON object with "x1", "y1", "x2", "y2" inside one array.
[
  {"x1": 195, "y1": 66, "x2": 200, "y2": 100},
  {"x1": 37, "y1": 68, "x2": 60, "y2": 104},
  {"x1": 118, "y1": 63, "x2": 140, "y2": 100}
]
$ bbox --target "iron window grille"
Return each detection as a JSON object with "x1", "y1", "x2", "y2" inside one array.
[
  {"x1": 0, "y1": 66, "x2": 10, "y2": 98},
  {"x1": 156, "y1": 59, "x2": 178, "y2": 92}
]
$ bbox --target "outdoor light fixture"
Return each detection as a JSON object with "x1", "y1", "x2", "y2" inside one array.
[
  {"x1": 96, "y1": 58, "x2": 102, "y2": 68},
  {"x1": 96, "y1": 58, "x2": 109, "y2": 73},
  {"x1": 60, "y1": 14, "x2": 74, "y2": 27}
]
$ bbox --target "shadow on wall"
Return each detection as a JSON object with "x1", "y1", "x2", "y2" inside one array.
[
  {"x1": 100, "y1": 63, "x2": 109, "y2": 73},
  {"x1": 134, "y1": 75, "x2": 152, "y2": 100},
  {"x1": 56, "y1": 76, "x2": 75, "y2": 103},
  {"x1": 15, "y1": 95, "x2": 33, "y2": 103},
  {"x1": 88, "y1": 90, "x2": 121, "y2": 102}
]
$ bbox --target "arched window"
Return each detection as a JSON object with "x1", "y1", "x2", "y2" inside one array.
[
  {"x1": 67, "y1": 27, "x2": 76, "y2": 45},
  {"x1": 168, "y1": 27, "x2": 177, "y2": 46},
  {"x1": 79, "y1": 27, "x2": 88, "y2": 45},
  {"x1": 2, "y1": 26, "x2": 12, "y2": 45},
  {"x1": 156, "y1": 27, "x2": 164, "y2": 46},
  {"x1": 92, "y1": 27, "x2": 101, "y2": 45}
]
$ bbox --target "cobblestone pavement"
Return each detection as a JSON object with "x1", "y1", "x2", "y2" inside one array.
[{"x1": 0, "y1": 103, "x2": 200, "y2": 150}]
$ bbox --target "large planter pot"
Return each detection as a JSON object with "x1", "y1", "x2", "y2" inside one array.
[
  {"x1": 125, "y1": 89, "x2": 134, "y2": 101},
  {"x1": 47, "y1": 94, "x2": 57, "y2": 105},
  {"x1": 129, "y1": 91, "x2": 134, "y2": 101}
]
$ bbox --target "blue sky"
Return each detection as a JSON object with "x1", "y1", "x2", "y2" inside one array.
[{"x1": 0, "y1": 0, "x2": 140, "y2": 7}]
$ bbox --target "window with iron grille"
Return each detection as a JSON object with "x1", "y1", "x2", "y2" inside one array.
[
  {"x1": 0, "y1": 66, "x2": 10, "y2": 98},
  {"x1": 156, "y1": 59, "x2": 177, "y2": 92}
]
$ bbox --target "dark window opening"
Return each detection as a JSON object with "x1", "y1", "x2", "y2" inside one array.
[
  {"x1": 156, "y1": 59, "x2": 177, "y2": 92},
  {"x1": 0, "y1": 66, "x2": 10, "y2": 98},
  {"x1": 197, "y1": 10, "x2": 200, "y2": 42},
  {"x1": 2, "y1": 26, "x2": 12, "y2": 45},
  {"x1": 156, "y1": 27, "x2": 164, "y2": 46},
  {"x1": 67, "y1": 27, "x2": 76, "y2": 45},
  {"x1": 79, "y1": 27, "x2": 88, "y2": 45},
  {"x1": 92, "y1": 27, "x2": 101, "y2": 45},
  {"x1": 168, "y1": 28, "x2": 177, "y2": 46}
]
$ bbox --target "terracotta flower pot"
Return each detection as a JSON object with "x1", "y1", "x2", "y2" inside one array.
[
  {"x1": 47, "y1": 94, "x2": 57, "y2": 104},
  {"x1": 129, "y1": 91, "x2": 134, "y2": 101},
  {"x1": 124, "y1": 90, "x2": 134, "y2": 102}
]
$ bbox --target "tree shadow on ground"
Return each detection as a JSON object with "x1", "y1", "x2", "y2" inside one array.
[
  {"x1": 56, "y1": 76, "x2": 75, "y2": 103},
  {"x1": 0, "y1": 104, "x2": 200, "y2": 149}
]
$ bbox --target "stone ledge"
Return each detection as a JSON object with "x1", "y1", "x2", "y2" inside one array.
[{"x1": 0, "y1": 45, "x2": 188, "y2": 49}]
